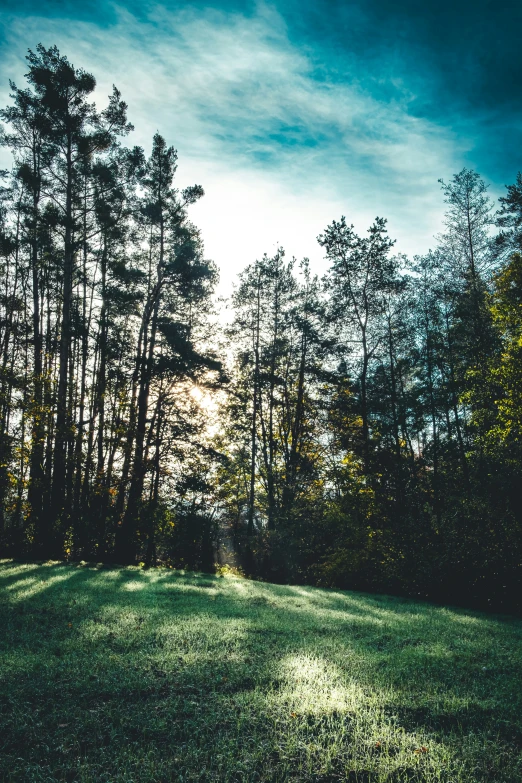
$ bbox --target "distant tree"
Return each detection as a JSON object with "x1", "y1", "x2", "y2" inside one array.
[
  {"x1": 0, "y1": 45, "x2": 218, "y2": 565},
  {"x1": 496, "y1": 172, "x2": 522, "y2": 255},
  {"x1": 115, "y1": 133, "x2": 217, "y2": 564},
  {"x1": 318, "y1": 216, "x2": 396, "y2": 470},
  {"x1": 222, "y1": 251, "x2": 328, "y2": 577},
  {"x1": 437, "y1": 169, "x2": 497, "y2": 371}
]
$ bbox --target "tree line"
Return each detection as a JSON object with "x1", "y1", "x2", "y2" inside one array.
[{"x1": 1, "y1": 45, "x2": 521, "y2": 611}]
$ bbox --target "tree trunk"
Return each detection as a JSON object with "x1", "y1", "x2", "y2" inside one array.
[{"x1": 50, "y1": 132, "x2": 74, "y2": 553}]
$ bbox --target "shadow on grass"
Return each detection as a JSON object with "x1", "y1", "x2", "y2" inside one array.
[{"x1": 1, "y1": 560, "x2": 521, "y2": 782}]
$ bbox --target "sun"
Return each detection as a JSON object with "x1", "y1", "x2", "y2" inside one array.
[{"x1": 189, "y1": 385, "x2": 214, "y2": 412}]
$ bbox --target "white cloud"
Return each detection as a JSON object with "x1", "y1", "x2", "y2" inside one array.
[{"x1": 0, "y1": 1, "x2": 469, "y2": 296}]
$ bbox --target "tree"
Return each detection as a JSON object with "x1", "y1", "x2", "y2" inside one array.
[
  {"x1": 0, "y1": 45, "x2": 218, "y2": 565},
  {"x1": 319, "y1": 216, "x2": 396, "y2": 470},
  {"x1": 115, "y1": 133, "x2": 217, "y2": 564},
  {"x1": 496, "y1": 171, "x2": 522, "y2": 256},
  {"x1": 222, "y1": 252, "x2": 328, "y2": 577},
  {"x1": 438, "y1": 169, "x2": 497, "y2": 369}
]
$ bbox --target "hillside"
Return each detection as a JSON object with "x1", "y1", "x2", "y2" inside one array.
[{"x1": 1, "y1": 561, "x2": 521, "y2": 782}]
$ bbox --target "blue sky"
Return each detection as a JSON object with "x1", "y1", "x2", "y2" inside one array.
[{"x1": 0, "y1": 0, "x2": 520, "y2": 294}]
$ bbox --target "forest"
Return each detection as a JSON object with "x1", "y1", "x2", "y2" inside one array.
[{"x1": 1, "y1": 44, "x2": 521, "y2": 612}]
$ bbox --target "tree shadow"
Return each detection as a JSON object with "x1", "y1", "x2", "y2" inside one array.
[{"x1": 1, "y1": 561, "x2": 522, "y2": 782}]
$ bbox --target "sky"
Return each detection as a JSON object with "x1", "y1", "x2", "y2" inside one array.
[{"x1": 0, "y1": 0, "x2": 520, "y2": 295}]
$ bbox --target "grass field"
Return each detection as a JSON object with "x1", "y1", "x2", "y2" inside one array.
[{"x1": 1, "y1": 561, "x2": 521, "y2": 783}]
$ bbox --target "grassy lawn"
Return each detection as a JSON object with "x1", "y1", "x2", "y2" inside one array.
[{"x1": 0, "y1": 561, "x2": 521, "y2": 782}]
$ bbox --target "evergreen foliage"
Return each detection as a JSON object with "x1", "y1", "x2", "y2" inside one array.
[{"x1": 0, "y1": 45, "x2": 521, "y2": 612}]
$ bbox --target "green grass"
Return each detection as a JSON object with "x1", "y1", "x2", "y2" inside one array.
[{"x1": 1, "y1": 561, "x2": 521, "y2": 782}]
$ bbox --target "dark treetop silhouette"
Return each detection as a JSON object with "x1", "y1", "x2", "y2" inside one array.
[{"x1": 1, "y1": 45, "x2": 521, "y2": 612}]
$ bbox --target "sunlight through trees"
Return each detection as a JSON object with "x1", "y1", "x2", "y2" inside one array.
[{"x1": 0, "y1": 45, "x2": 521, "y2": 612}]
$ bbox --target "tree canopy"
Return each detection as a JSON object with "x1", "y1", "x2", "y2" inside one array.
[{"x1": 0, "y1": 44, "x2": 521, "y2": 613}]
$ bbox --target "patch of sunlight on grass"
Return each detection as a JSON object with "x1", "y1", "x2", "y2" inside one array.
[
  {"x1": 5, "y1": 575, "x2": 39, "y2": 591},
  {"x1": 445, "y1": 610, "x2": 496, "y2": 626},
  {"x1": 272, "y1": 654, "x2": 452, "y2": 781},
  {"x1": 270, "y1": 585, "x2": 404, "y2": 622},
  {"x1": 5, "y1": 571, "x2": 76, "y2": 600},
  {"x1": 1, "y1": 561, "x2": 521, "y2": 783},
  {"x1": 121, "y1": 580, "x2": 147, "y2": 591},
  {"x1": 280, "y1": 653, "x2": 366, "y2": 714},
  {"x1": 0, "y1": 562, "x2": 41, "y2": 580},
  {"x1": 225, "y1": 577, "x2": 254, "y2": 596},
  {"x1": 85, "y1": 567, "x2": 126, "y2": 580}
]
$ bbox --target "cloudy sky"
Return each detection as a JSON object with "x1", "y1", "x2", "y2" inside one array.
[{"x1": 0, "y1": 0, "x2": 520, "y2": 294}]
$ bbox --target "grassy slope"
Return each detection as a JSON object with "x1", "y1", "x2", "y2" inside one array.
[{"x1": 0, "y1": 561, "x2": 521, "y2": 783}]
